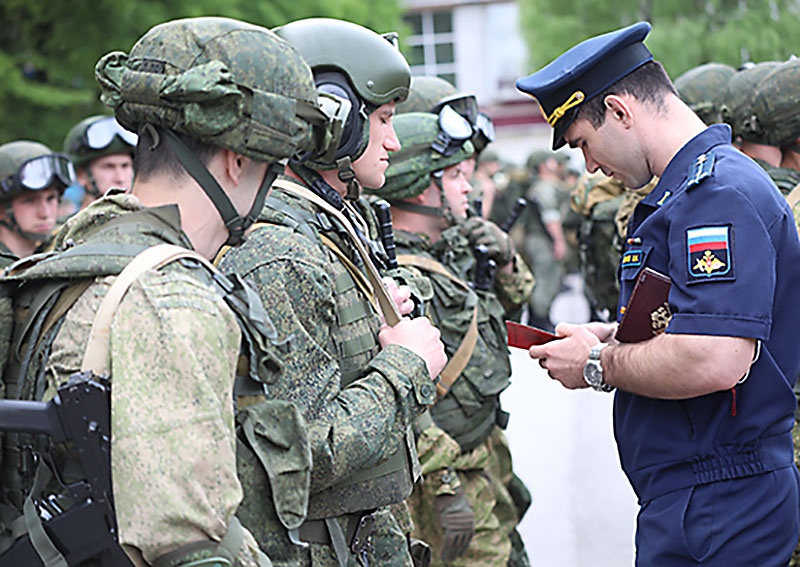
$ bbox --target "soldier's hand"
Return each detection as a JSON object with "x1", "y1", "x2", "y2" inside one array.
[
  {"x1": 459, "y1": 217, "x2": 515, "y2": 266},
  {"x1": 383, "y1": 277, "x2": 415, "y2": 317},
  {"x1": 435, "y1": 485, "x2": 475, "y2": 561},
  {"x1": 379, "y1": 317, "x2": 447, "y2": 379}
]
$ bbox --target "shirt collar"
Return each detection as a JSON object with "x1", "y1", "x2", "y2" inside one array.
[{"x1": 641, "y1": 124, "x2": 732, "y2": 208}]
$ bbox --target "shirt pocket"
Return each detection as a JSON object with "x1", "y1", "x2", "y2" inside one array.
[{"x1": 617, "y1": 245, "x2": 652, "y2": 318}]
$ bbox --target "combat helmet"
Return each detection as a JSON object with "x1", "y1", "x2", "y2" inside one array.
[
  {"x1": 63, "y1": 115, "x2": 137, "y2": 170},
  {"x1": 719, "y1": 61, "x2": 781, "y2": 143},
  {"x1": 397, "y1": 75, "x2": 495, "y2": 154},
  {"x1": 94, "y1": 16, "x2": 329, "y2": 245},
  {"x1": 747, "y1": 58, "x2": 800, "y2": 149},
  {"x1": 274, "y1": 18, "x2": 411, "y2": 172},
  {"x1": 373, "y1": 111, "x2": 474, "y2": 216},
  {"x1": 673, "y1": 63, "x2": 736, "y2": 125},
  {"x1": 0, "y1": 141, "x2": 75, "y2": 239}
]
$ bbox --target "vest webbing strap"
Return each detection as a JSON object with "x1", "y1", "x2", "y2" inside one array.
[
  {"x1": 395, "y1": 254, "x2": 479, "y2": 399},
  {"x1": 786, "y1": 182, "x2": 800, "y2": 211},
  {"x1": 275, "y1": 181, "x2": 401, "y2": 326},
  {"x1": 81, "y1": 244, "x2": 216, "y2": 377},
  {"x1": 319, "y1": 234, "x2": 378, "y2": 314}
]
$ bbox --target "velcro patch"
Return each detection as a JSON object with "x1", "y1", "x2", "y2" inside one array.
[
  {"x1": 686, "y1": 225, "x2": 732, "y2": 280},
  {"x1": 621, "y1": 249, "x2": 643, "y2": 268}
]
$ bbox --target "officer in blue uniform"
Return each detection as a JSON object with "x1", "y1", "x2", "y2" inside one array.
[{"x1": 517, "y1": 22, "x2": 800, "y2": 565}]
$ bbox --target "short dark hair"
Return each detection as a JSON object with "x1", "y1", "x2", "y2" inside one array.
[
  {"x1": 134, "y1": 128, "x2": 218, "y2": 182},
  {"x1": 575, "y1": 61, "x2": 677, "y2": 129}
]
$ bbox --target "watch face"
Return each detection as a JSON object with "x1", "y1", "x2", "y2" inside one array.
[{"x1": 583, "y1": 361, "x2": 602, "y2": 387}]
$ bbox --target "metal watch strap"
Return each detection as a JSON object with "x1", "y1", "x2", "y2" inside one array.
[{"x1": 585, "y1": 342, "x2": 614, "y2": 392}]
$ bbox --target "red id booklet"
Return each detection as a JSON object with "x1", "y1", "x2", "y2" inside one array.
[
  {"x1": 615, "y1": 267, "x2": 672, "y2": 343},
  {"x1": 506, "y1": 321, "x2": 558, "y2": 349}
]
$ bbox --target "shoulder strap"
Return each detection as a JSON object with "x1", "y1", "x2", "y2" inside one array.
[
  {"x1": 395, "y1": 254, "x2": 479, "y2": 399},
  {"x1": 81, "y1": 244, "x2": 216, "y2": 376},
  {"x1": 276, "y1": 180, "x2": 401, "y2": 326},
  {"x1": 786, "y1": 182, "x2": 800, "y2": 210}
]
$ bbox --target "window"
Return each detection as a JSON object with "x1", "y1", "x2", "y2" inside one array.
[{"x1": 403, "y1": 10, "x2": 456, "y2": 85}]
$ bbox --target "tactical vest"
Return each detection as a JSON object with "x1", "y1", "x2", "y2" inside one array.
[
  {"x1": 244, "y1": 181, "x2": 418, "y2": 519},
  {"x1": 579, "y1": 194, "x2": 624, "y2": 316},
  {"x1": 0, "y1": 208, "x2": 303, "y2": 562},
  {"x1": 397, "y1": 228, "x2": 512, "y2": 453}
]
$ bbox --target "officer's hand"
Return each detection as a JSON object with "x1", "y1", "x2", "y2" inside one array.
[
  {"x1": 379, "y1": 318, "x2": 447, "y2": 379},
  {"x1": 435, "y1": 485, "x2": 475, "y2": 561},
  {"x1": 459, "y1": 217, "x2": 514, "y2": 266}
]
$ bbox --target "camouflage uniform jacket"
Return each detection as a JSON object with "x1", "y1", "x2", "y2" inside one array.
[
  {"x1": 217, "y1": 182, "x2": 435, "y2": 548},
  {"x1": 0, "y1": 242, "x2": 16, "y2": 271},
  {"x1": 394, "y1": 226, "x2": 512, "y2": 454},
  {"x1": 1, "y1": 193, "x2": 271, "y2": 566}
]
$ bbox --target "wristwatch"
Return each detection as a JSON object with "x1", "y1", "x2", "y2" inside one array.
[{"x1": 583, "y1": 343, "x2": 614, "y2": 392}]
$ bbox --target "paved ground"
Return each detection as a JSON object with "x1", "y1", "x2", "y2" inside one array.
[{"x1": 502, "y1": 275, "x2": 639, "y2": 566}]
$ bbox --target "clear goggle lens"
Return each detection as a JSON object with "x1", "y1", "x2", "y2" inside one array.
[
  {"x1": 17, "y1": 154, "x2": 76, "y2": 191},
  {"x1": 432, "y1": 105, "x2": 474, "y2": 157},
  {"x1": 476, "y1": 112, "x2": 496, "y2": 143},
  {"x1": 432, "y1": 94, "x2": 479, "y2": 128},
  {"x1": 84, "y1": 117, "x2": 138, "y2": 150}
]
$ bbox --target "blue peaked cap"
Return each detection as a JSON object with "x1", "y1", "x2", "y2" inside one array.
[{"x1": 516, "y1": 22, "x2": 653, "y2": 150}]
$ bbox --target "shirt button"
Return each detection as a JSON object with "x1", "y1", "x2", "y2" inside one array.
[{"x1": 420, "y1": 384, "x2": 433, "y2": 398}]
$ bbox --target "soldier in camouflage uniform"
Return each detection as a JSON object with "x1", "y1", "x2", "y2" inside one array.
[
  {"x1": 395, "y1": 77, "x2": 534, "y2": 565},
  {"x1": 745, "y1": 57, "x2": 800, "y2": 566},
  {"x1": 217, "y1": 18, "x2": 447, "y2": 567},
  {"x1": 0, "y1": 141, "x2": 74, "y2": 267},
  {"x1": 63, "y1": 114, "x2": 137, "y2": 212},
  {"x1": 0, "y1": 17, "x2": 326, "y2": 566},
  {"x1": 395, "y1": 76, "x2": 497, "y2": 217},
  {"x1": 366, "y1": 111, "x2": 534, "y2": 566}
]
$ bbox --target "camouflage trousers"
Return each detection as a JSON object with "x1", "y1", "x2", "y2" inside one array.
[
  {"x1": 408, "y1": 437, "x2": 511, "y2": 566},
  {"x1": 486, "y1": 428, "x2": 531, "y2": 567}
]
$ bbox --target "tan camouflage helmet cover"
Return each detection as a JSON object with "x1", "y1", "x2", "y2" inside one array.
[{"x1": 94, "y1": 17, "x2": 328, "y2": 164}]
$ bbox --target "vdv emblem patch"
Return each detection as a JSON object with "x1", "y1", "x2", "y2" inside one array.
[{"x1": 687, "y1": 226, "x2": 731, "y2": 279}]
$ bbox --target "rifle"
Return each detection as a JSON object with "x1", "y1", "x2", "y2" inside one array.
[
  {"x1": 373, "y1": 199, "x2": 425, "y2": 317},
  {"x1": 472, "y1": 244, "x2": 497, "y2": 291},
  {"x1": 0, "y1": 373, "x2": 133, "y2": 566},
  {"x1": 500, "y1": 198, "x2": 528, "y2": 233},
  {"x1": 373, "y1": 199, "x2": 398, "y2": 271}
]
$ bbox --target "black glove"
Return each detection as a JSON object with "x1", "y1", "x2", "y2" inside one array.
[
  {"x1": 459, "y1": 217, "x2": 515, "y2": 266},
  {"x1": 435, "y1": 485, "x2": 475, "y2": 561}
]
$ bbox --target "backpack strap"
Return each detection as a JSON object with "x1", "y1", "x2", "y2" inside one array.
[
  {"x1": 395, "y1": 254, "x2": 479, "y2": 399},
  {"x1": 81, "y1": 244, "x2": 215, "y2": 376},
  {"x1": 275, "y1": 180, "x2": 402, "y2": 326}
]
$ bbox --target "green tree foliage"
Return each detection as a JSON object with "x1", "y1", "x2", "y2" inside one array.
[
  {"x1": 518, "y1": 0, "x2": 800, "y2": 80},
  {"x1": 0, "y1": 0, "x2": 403, "y2": 148}
]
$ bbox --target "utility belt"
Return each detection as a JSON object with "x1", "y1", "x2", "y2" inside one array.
[{"x1": 295, "y1": 510, "x2": 376, "y2": 567}]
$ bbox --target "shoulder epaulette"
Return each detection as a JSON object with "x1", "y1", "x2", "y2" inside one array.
[{"x1": 687, "y1": 151, "x2": 716, "y2": 190}]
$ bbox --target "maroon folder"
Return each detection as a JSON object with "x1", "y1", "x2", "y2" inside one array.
[
  {"x1": 506, "y1": 321, "x2": 558, "y2": 349},
  {"x1": 615, "y1": 267, "x2": 672, "y2": 343}
]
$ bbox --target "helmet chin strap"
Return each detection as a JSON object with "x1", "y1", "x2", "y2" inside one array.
[
  {"x1": 84, "y1": 170, "x2": 102, "y2": 199},
  {"x1": 0, "y1": 205, "x2": 50, "y2": 243},
  {"x1": 161, "y1": 128, "x2": 278, "y2": 246},
  {"x1": 391, "y1": 172, "x2": 454, "y2": 222},
  {"x1": 336, "y1": 157, "x2": 361, "y2": 201}
]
